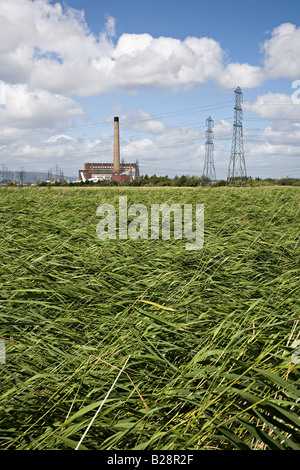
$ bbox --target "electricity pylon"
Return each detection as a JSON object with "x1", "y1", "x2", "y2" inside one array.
[
  {"x1": 227, "y1": 87, "x2": 247, "y2": 183},
  {"x1": 203, "y1": 116, "x2": 216, "y2": 183}
]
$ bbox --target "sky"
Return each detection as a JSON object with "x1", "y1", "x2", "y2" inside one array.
[{"x1": 0, "y1": 0, "x2": 300, "y2": 180}]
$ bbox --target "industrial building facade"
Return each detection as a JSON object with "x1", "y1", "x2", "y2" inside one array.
[
  {"x1": 78, "y1": 117, "x2": 139, "y2": 183},
  {"x1": 79, "y1": 161, "x2": 139, "y2": 183}
]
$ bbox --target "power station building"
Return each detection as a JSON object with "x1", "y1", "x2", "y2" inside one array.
[{"x1": 78, "y1": 117, "x2": 139, "y2": 183}]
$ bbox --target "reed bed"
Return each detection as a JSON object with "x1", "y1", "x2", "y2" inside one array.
[{"x1": 0, "y1": 185, "x2": 299, "y2": 450}]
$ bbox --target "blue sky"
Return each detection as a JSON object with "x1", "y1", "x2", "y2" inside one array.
[
  {"x1": 0, "y1": 0, "x2": 300, "y2": 179},
  {"x1": 66, "y1": 0, "x2": 296, "y2": 57}
]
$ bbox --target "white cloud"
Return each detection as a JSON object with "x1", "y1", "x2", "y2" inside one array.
[
  {"x1": 244, "y1": 92, "x2": 300, "y2": 119},
  {"x1": 102, "y1": 15, "x2": 116, "y2": 39},
  {"x1": 241, "y1": 92, "x2": 300, "y2": 177},
  {"x1": 0, "y1": 82, "x2": 83, "y2": 142},
  {"x1": 218, "y1": 63, "x2": 264, "y2": 89},
  {"x1": 0, "y1": 0, "x2": 247, "y2": 95},
  {"x1": 0, "y1": 111, "x2": 205, "y2": 176},
  {"x1": 116, "y1": 110, "x2": 166, "y2": 134},
  {"x1": 262, "y1": 23, "x2": 300, "y2": 80},
  {"x1": 117, "y1": 112, "x2": 204, "y2": 176},
  {"x1": 1, "y1": 1, "x2": 300, "y2": 96},
  {"x1": 0, "y1": 132, "x2": 112, "y2": 174}
]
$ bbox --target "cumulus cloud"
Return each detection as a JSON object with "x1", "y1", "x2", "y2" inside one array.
[
  {"x1": 244, "y1": 92, "x2": 300, "y2": 119},
  {"x1": 115, "y1": 111, "x2": 206, "y2": 176},
  {"x1": 0, "y1": 0, "x2": 257, "y2": 96},
  {"x1": 245, "y1": 133, "x2": 300, "y2": 178},
  {"x1": 0, "y1": 81, "x2": 83, "y2": 131},
  {"x1": 262, "y1": 23, "x2": 300, "y2": 80},
  {"x1": 0, "y1": 109, "x2": 206, "y2": 176},
  {"x1": 1, "y1": 0, "x2": 300, "y2": 96},
  {"x1": 218, "y1": 63, "x2": 264, "y2": 89},
  {"x1": 241, "y1": 92, "x2": 300, "y2": 177},
  {"x1": 0, "y1": 131, "x2": 114, "y2": 173}
]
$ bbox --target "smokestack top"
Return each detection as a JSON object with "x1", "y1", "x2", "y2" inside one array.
[{"x1": 113, "y1": 116, "x2": 120, "y2": 172}]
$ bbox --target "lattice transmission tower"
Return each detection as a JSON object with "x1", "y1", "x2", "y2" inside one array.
[
  {"x1": 203, "y1": 116, "x2": 216, "y2": 183},
  {"x1": 227, "y1": 87, "x2": 247, "y2": 183}
]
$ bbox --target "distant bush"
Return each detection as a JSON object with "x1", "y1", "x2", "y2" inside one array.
[
  {"x1": 36, "y1": 175, "x2": 300, "y2": 188},
  {"x1": 277, "y1": 178, "x2": 300, "y2": 186}
]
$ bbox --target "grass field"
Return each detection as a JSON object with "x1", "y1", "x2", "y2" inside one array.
[{"x1": 0, "y1": 185, "x2": 299, "y2": 450}]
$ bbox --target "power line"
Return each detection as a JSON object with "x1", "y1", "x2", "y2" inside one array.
[
  {"x1": 2, "y1": 126, "x2": 300, "y2": 156},
  {"x1": 1, "y1": 92, "x2": 300, "y2": 179},
  {"x1": 0, "y1": 100, "x2": 233, "y2": 133}
]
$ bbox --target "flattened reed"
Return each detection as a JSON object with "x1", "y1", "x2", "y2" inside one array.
[{"x1": 0, "y1": 186, "x2": 299, "y2": 450}]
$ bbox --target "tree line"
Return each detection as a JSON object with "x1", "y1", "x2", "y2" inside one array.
[{"x1": 38, "y1": 174, "x2": 300, "y2": 187}]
